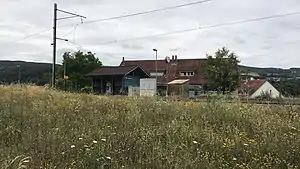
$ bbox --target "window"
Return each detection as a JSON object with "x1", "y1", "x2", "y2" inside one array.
[{"x1": 180, "y1": 71, "x2": 195, "y2": 77}]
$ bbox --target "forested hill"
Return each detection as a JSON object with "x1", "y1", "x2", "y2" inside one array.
[
  {"x1": 0, "y1": 61, "x2": 60, "y2": 85},
  {"x1": 239, "y1": 65, "x2": 300, "y2": 78},
  {"x1": 0, "y1": 60, "x2": 299, "y2": 85}
]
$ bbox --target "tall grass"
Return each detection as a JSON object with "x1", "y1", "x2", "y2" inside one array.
[{"x1": 0, "y1": 85, "x2": 300, "y2": 168}]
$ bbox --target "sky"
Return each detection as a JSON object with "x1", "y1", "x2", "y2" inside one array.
[{"x1": 1, "y1": 0, "x2": 300, "y2": 68}]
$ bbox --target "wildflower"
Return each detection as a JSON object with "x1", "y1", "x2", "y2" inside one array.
[
  {"x1": 23, "y1": 159, "x2": 30, "y2": 163},
  {"x1": 244, "y1": 143, "x2": 249, "y2": 146},
  {"x1": 101, "y1": 138, "x2": 107, "y2": 142},
  {"x1": 84, "y1": 145, "x2": 89, "y2": 148},
  {"x1": 233, "y1": 157, "x2": 237, "y2": 161},
  {"x1": 71, "y1": 145, "x2": 75, "y2": 148},
  {"x1": 193, "y1": 141, "x2": 198, "y2": 144},
  {"x1": 86, "y1": 148, "x2": 91, "y2": 151},
  {"x1": 61, "y1": 152, "x2": 65, "y2": 155},
  {"x1": 106, "y1": 156, "x2": 112, "y2": 160},
  {"x1": 93, "y1": 140, "x2": 98, "y2": 144},
  {"x1": 79, "y1": 138, "x2": 83, "y2": 140}
]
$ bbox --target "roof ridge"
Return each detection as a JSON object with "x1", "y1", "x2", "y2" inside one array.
[{"x1": 123, "y1": 58, "x2": 207, "y2": 61}]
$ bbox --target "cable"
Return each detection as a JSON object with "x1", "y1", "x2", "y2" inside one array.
[
  {"x1": 60, "y1": 24, "x2": 79, "y2": 38},
  {"x1": 59, "y1": 0, "x2": 211, "y2": 27},
  {"x1": 2, "y1": 28, "x2": 51, "y2": 46},
  {"x1": 82, "y1": 11, "x2": 300, "y2": 47},
  {"x1": 2, "y1": 0, "x2": 210, "y2": 45}
]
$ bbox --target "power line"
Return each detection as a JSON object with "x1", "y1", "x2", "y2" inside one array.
[
  {"x1": 59, "y1": 0, "x2": 211, "y2": 27},
  {"x1": 2, "y1": 28, "x2": 51, "y2": 46},
  {"x1": 82, "y1": 11, "x2": 300, "y2": 47},
  {"x1": 2, "y1": 0, "x2": 211, "y2": 45},
  {"x1": 60, "y1": 24, "x2": 79, "y2": 38}
]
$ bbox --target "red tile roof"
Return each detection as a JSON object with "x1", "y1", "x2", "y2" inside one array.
[
  {"x1": 120, "y1": 58, "x2": 207, "y2": 85},
  {"x1": 87, "y1": 66, "x2": 150, "y2": 77},
  {"x1": 244, "y1": 80, "x2": 266, "y2": 90}
]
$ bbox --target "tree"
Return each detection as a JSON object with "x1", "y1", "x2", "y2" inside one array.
[
  {"x1": 204, "y1": 47, "x2": 241, "y2": 94},
  {"x1": 57, "y1": 51, "x2": 102, "y2": 90}
]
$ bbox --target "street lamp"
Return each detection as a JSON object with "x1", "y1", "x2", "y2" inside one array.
[
  {"x1": 17, "y1": 65, "x2": 21, "y2": 85},
  {"x1": 153, "y1": 49, "x2": 158, "y2": 95}
]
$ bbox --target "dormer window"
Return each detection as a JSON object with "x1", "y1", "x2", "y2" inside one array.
[{"x1": 180, "y1": 71, "x2": 194, "y2": 77}]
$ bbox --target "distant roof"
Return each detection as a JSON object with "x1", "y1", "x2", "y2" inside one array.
[
  {"x1": 168, "y1": 79, "x2": 190, "y2": 85},
  {"x1": 121, "y1": 58, "x2": 207, "y2": 85},
  {"x1": 87, "y1": 65, "x2": 150, "y2": 76},
  {"x1": 244, "y1": 80, "x2": 266, "y2": 90}
]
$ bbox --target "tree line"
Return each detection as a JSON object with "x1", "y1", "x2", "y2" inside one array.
[{"x1": 0, "y1": 48, "x2": 299, "y2": 97}]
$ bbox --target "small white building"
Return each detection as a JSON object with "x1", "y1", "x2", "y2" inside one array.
[{"x1": 239, "y1": 80, "x2": 282, "y2": 99}]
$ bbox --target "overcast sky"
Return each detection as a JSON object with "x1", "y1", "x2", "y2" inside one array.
[{"x1": 1, "y1": 0, "x2": 300, "y2": 68}]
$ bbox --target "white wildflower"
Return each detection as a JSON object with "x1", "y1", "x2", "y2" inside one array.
[
  {"x1": 84, "y1": 145, "x2": 89, "y2": 148},
  {"x1": 71, "y1": 145, "x2": 76, "y2": 148},
  {"x1": 106, "y1": 156, "x2": 112, "y2": 160},
  {"x1": 233, "y1": 157, "x2": 237, "y2": 161},
  {"x1": 101, "y1": 138, "x2": 107, "y2": 142},
  {"x1": 79, "y1": 137, "x2": 83, "y2": 140},
  {"x1": 244, "y1": 143, "x2": 249, "y2": 146},
  {"x1": 93, "y1": 140, "x2": 98, "y2": 144},
  {"x1": 193, "y1": 141, "x2": 198, "y2": 144},
  {"x1": 23, "y1": 160, "x2": 30, "y2": 163}
]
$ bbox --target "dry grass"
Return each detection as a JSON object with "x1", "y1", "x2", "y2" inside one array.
[{"x1": 0, "y1": 85, "x2": 300, "y2": 169}]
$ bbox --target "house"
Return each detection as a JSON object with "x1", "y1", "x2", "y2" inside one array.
[
  {"x1": 120, "y1": 56, "x2": 207, "y2": 96},
  {"x1": 239, "y1": 79, "x2": 282, "y2": 99},
  {"x1": 87, "y1": 65, "x2": 150, "y2": 95}
]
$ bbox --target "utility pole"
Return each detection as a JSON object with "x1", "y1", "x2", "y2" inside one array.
[
  {"x1": 51, "y1": 3, "x2": 86, "y2": 88},
  {"x1": 153, "y1": 49, "x2": 158, "y2": 96},
  {"x1": 52, "y1": 3, "x2": 57, "y2": 88}
]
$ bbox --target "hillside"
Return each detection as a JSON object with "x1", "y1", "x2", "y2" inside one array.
[
  {"x1": 0, "y1": 61, "x2": 61, "y2": 85},
  {"x1": 0, "y1": 60, "x2": 299, "y2": 86},
  {"x1": 239, "y1": 65, "x2": 300, "y2": 78}
]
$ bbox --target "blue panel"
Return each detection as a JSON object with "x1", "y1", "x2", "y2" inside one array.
[{"x1": 124, "y1": 76, "x2": 140, "y2": 87}]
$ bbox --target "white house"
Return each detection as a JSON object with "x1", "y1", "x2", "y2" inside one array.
[{"x1": 240, "y1": 80, "x2": 282, "y2": 99}]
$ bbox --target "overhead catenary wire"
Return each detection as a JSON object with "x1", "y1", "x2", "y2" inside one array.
[
  {"x1": 2, "y1": 28, "x2": 51, "y2": 46},
  {"x1": 81, "y1": 11, "x2": 300, "y2": 47},
  {"x1": 59, "y1": 0, "x2": 211, "y2": 27},
  {"x1": 3, "y1": 0, "x2": 212, "y2": 45}
]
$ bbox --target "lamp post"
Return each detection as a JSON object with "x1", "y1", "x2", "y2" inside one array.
[
  {"x1": 153, "y1": 49, "x2": 158, "y2": 95},
  {"x1": 17, "y1": 65, "x2": 21, "y2": 85}
]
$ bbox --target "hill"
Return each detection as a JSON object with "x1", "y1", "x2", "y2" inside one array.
[
  {"x1": 239, "y1": 65, "x2": 300, "y2": 78},
  {"x1": 0, "y1": 60, "x2": 299, "y2": 86},
  {"x1": 0, "y1": 61, "x2": 61, "y2": 85}
]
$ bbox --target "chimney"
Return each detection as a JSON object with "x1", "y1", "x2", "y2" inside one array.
[
  {"x1": 121, "y1": 57, "x2": 125, "y2": 66},
  {"x1": 172, "y1": 55, "x2": 175, "y2": 62},
  {"x1": 175, "y1": 55, "x2": 178, "y2": 63}
]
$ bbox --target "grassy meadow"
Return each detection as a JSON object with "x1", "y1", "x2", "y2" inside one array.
[{"x1": 1, "y1": 85, "x2": 300, "y2": 169}]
